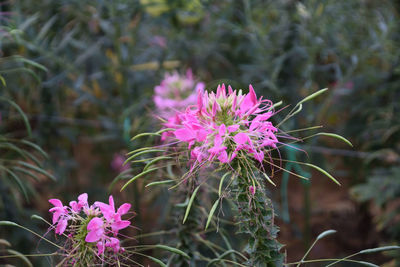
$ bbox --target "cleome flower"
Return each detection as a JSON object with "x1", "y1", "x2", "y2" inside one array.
[
  {"x1": 164, "y1": 84, "x2": 279, "y2": 168},
  {"x1": 154, "y1": 69, "x2": 205, "y2": 118},
  {"x1": 154, "y1": 69, "x2": 205, "y2": 140},
  {"x1": 48, "y1": 193, "x2": 132, "y2": 263}
]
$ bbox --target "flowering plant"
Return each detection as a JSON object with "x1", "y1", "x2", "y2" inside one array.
[
  {"x1": 154, "y1": 69, "x2": 205, "y2": 118},
  {"x1": 123, "y1": 84, "x2": 353, "y2": 265},
  {"x1": 48, "y1": 193, "x2": 132, "y2": 264},
  {"x1": 153, "y1": 69, "x2": 205, "y2": 141}
]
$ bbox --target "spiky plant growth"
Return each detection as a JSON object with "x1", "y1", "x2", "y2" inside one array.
[{"x1": 123, "y1": 84, "x2": 351, "y2": 265}]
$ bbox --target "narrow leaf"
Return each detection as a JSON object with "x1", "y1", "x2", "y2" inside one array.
[
  {"x1": 218, "y1": 172, "x2": 230, "y2": 197},
  {"x1": 16, "y1": 161, "x2": 56, "y2": 181},
  {"x1": 146, "y1": 180, "x2": 174, "y2": 187},
  {"x1": 131, "y1": 132, "x2": 160, "y2": 141},
  {"x1": 315, "y1": 132, "x2": 353, "y2": 147},
  {"x1": 263, "y1": 172, "x2": 276, "y2": 186},
  {"x1": 303, "y1": 163, "x2": 341, "y2": 186},
  {"x1": 120, "y1": 168, "x2": 158, "y2": 191},
  {"x1": 359, "y1": 246, "x2": 400, "y2": 254},
  {"x1": 183, "y1": 185, "x2": 201, "y2": 224},
  {"x1": 0, "y1": 239, "x2": 11, "y2": 247},
  {"x1": 316, "y1": 229, "x2": 337, "y2": 240},
  {"x1": 0, "y1": 221, "x2": 19, "y2": 227},
  {"x1": 124, "y1": 149, "x2": 165, "y2": 164},
  {"x1": 144, "y1": 156, "x2": 172, "y2": 171},
  {"x1": 139, "y1": 254, "x2": 167, "y2": 267},
  {"x1": 6, "y1": 249, "x2": 33, "y2": 267},
  {"x1": 205, "y1": 199, "x2": 220, "y2": 230},
  {"x1": 298, "y1": 88, "x2": 328, "y2": 106},
  {"x1": 154, "y1": 245, "x2": 190, "y2": 259},
  {"x1": 0, "y1": 97, "x2": 32, "y2": 136}
]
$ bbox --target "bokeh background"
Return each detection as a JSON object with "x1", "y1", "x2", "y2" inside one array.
[{"x1": 0, "y1": 0, "x2": 399, "y2": 266}]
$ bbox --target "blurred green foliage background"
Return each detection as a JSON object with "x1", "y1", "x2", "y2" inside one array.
[{"x1": 0, "y1": 0, "x2": 399, "y2": 265}]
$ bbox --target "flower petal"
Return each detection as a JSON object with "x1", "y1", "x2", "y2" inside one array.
[{"x1": 117, "y1": 203, "x2": 131, "y2": 215}]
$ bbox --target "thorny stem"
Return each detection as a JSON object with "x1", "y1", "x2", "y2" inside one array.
[{"x1": 232, "y1": 161, "x2": 284, "y2": 266}]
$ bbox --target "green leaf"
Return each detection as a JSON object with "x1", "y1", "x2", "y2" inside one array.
[
  {"x1": 316, "y1": 229, "x2": 336, "y2": 240},
  {"x1": 130, "y1": 132, "x2": 160, "y2": 141},
  {"x1": 303, "y1": 163, "x2": 341, "y2": 186},
  {"x1": 218, "y1": 172, "x2": 230, "y2": 197},
  {"x1": 0, "y1": 221, "x2": 19, "y2": 227},
  {"x1": 15, "y1": 56, "x2": 48, "y2": 72},
  {"x1": 156, "y1": 128, "x2": 176, "y2": 134},
  {"x1": 124, "y1": 149, "x2": 165, "y2": 164},
  {"x1": 0, "y1": 75, "x2": 6, "y2": 86},
  {"x1": 263, "y1": 172, "x2": 276, "y2": 186},
  {"x1": 356, "y1": 261, "x2": 379, "y2": 267},
  {"x1": 30, "y1": 214, "x2": 48, "y2": 224},
  {"x1": 4, "y1": 168, "x2": 29, "y2": 201},
  {"x1": 144, "y1": 156, "x2": 172, "y2": 171},
  {"x1": 205, "y1": 199, "x2": 220, "y2": 230},
  {"x1": 297, "y1": 88, "x2": 328, "y2": 106},
  {"x1": 154, "y1": 245, "x2": 190, "y2": 259},
  {"x1": 11, "y1": 166, "x2": 39, "y2": 182},
  {"x1": 315, "y1": 132, "x2": 353, "y2": 147},
  {"x1": 120, "y1": 168, "x2": 158, "y2": 191},
  {"x1": 183, "y1": 185, "x2": 201, "y2": 224},
  {"x1": 20, "y1": 140, "x2": 48, "y2": 158},
  {"x1": 35, "y1": 15, "x2": 58, "y2": 43},
  {"x1": 0, "y1": 238, "x2": 11, "y2": 247},
  {"x1": 137, "y1": 254, "x2": 166, "y2": 267},
  {"x1": 145, "y1": 180, "x2": 174, "y2": 187},
  {"x1": 127, "y1": 146, "x2": 160, "y2": 155},
  {"x1": 6, "y1": 249, "x2": 33, "y2": 267},
  {"x1": 359, "y1": 246, "x2": 400, "y2": 254},
  {"x1": 0, "y1": 97, "x2": 32, "y2": 136},
  {"x1": 207, "y1": 250, "x2": 248, "y2": 266},
  {"x1": 16, "y1": 161, "x2": 56, "y2": 181}
]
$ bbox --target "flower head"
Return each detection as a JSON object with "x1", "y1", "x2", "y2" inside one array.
[
  {"x1": 48, "y1": 194, "x2": 133, "y2": 263},
  {"x1": 154, "y1": 70, "x2": 205, "y2": 140},
  {"x1": 165, "y1": 84, "x2": 279, "y2": 168}
]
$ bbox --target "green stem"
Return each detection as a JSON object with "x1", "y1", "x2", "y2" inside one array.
[{"x1": 233, "y1": 163, "x2": 284, "y2": 266}]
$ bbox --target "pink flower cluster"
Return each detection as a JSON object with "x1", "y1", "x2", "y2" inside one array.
[
  {"x1": 154, "y1": 70, "x2": 205, "y2": 140},
  {"x1": 166, "y1": 84, "x2": 279, "y2": 165},
  {"x1": 154, "y1": 69, "x2": 205, "y2": 118},
  {"x1": 49, "y1": 194, "x2": 131, "y2": 256}
]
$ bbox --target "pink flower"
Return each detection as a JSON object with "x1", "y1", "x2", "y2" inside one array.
[
  {"x1": 165, "y1": 84, "x2": 279, "y2": 167},
  {"x1": 48, "y1": 193, "x2": 133, "y2": 258},
  {"x1": 85, "y1": 217, "x2": 105, "y2": 243},
  {"x1": 154, "y1": 69, "x2": 205, "y2": 141},
  {"x1": 105, "y1": 237, "x2": 121, "y2": 253},
  {"x1": 49, "y1": 198, "x2": 69, "y2": 235},
  {"x1": 69, "y1": 193, "x2": 88, "y2": 213},
  {"x1": 94, "y1": 196, "x2": 131, "y2": 235}
]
